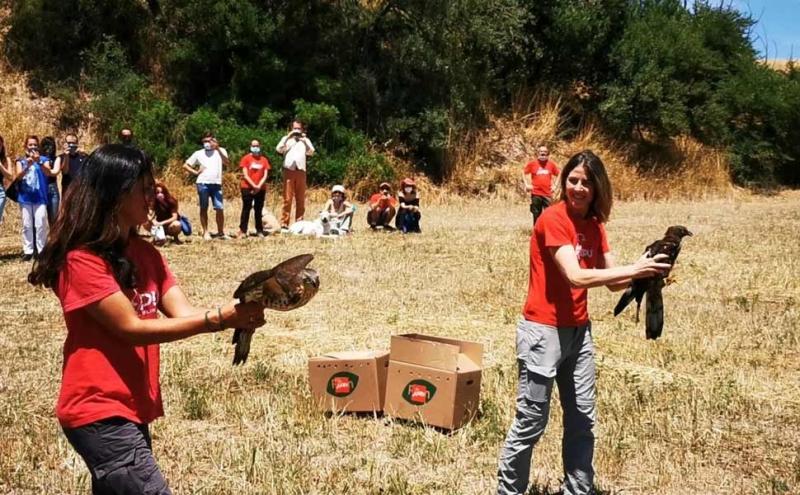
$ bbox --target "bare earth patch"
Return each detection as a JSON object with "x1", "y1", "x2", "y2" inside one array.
[{"x1": 0, "y1": 192, "x2": 798, "y2": 494}]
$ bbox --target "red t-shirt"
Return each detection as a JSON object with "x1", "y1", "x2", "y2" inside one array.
[
  {"x1": 54, "y1": 237, "x2": 177, "y2": 428},
  {"x1": 524, "y1": 159, "x2": 559, "y2": 197},
  {"x1": 369, "y1": 193, "x2": 397, "y2": 209},
  {"x1": 523, "y1": 201, "x2": 609, "y2": 327},
  {"x1": 239, "y1": 153, "x2": 271, "y2": 190}
]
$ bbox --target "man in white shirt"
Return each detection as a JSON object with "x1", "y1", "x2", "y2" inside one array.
[
  {"x1": 275, "y1": 120, "x2": 315, "y2": 230},
  {"x1": 183, "y1": 132, "x2": 231, "y2": 240}
]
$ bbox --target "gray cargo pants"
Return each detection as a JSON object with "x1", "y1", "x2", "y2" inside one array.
[{"x1": 497, "y1": 319, "x2": 597, "y2": 495}]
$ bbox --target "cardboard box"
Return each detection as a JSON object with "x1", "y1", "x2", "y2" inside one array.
[
  {"x1": 308, "y1": 350, "x2": 389, "y2": 413},
  {"x1": 384, "y1": 334, "x2": 483, "y2": 430}
]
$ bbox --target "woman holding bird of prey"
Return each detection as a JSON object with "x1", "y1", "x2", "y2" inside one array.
[
  {"x1": 28, "y1": 144, "x2": 267, "y2": 494},
  {"x1": 497, "y1": 150, "x2": 673, "y2": 495}
]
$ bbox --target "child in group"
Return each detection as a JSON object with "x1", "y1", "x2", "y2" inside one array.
[
  {"x1": 367, "y1": 182, "x2": 397, "y2": 230},
  {"x1": 396, "y1": 177, "x2": 422, "y2": 233},
  {"x1": 320, "y1": 184, "x2": 355, "y2": 235}
]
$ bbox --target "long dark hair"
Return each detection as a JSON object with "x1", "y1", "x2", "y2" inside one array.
[
  {"x1": 558, "y1": 150, "x2": 613, "y2": 223},
  {"x1": 40, "y1": 136, "x2": 57, "y2": 161},
  {"x1": 29, "y1": 144, "x2": 154, "y2": 289},
  {"x1": 0, "y1": 134, "x2": 7, "y2": 163},
  {"x1": 154, "y1": 180, "x2": 179, "y2": 214}
]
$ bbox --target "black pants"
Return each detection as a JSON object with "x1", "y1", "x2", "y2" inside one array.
[
  {"x1": 396, "y1": 209, "x2": 421, "y2": 233},
  {"x1": 240, "y1": 188, "x2": 266, "y2": 234},
  {"x1": 62, "y1": 417, "x2": 171, "y2": 495},
  {"x1": 530, "y1": 195, "x2": 551, "y2": 226}
]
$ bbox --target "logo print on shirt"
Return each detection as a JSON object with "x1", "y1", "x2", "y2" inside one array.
[
  {"x1": 131, "y1": 289, "x2": 158, "y2": 317},
  {"x1": 575, "y1": 233, "x2": 593, "y2": 261}
]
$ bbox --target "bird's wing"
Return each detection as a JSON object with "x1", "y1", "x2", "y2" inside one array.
[
  {"x1": 272, "y1": 254, "x2": 314, "y2": 294},
  {"x1": 645, "y1": 279, "x2": 665, "y2": 340},
  {"x1": 234, "y1": 269, "x2": 274, "y2": 300}
]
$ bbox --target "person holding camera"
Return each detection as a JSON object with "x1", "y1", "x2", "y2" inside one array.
[
  {"x1": 183, "y1": 132, "x2": 230, "y2": 240},
  {"x1": 276, "y1": 120, "x2": 315, "y2": 231},
  {"x1": 53, "y1": 133, "x2": 89, "y2": 195},
  {"x1": 367, "y1": 182, "x2": 397, "y2": 230},
  {"x1": 14, "y1": 135, "x2": 50, "y2": 261}
]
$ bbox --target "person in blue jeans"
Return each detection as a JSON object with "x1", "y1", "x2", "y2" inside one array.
[
  {"x1": 14, "y1": 135, "x2": 50, "y2": 261},
  {"x1": 40, "y1": 136, "x2": 60, "y2": 224},
  {"x1": 0, "y1": 134, "x2": 14, "y2": 226},
  {"x1": 183, "y1": 132, "x2": 230, "y2": 240},
  {"x1": 497, "y1": 150, "x2": 672, "y2": 495},
  {"x1": 396, "y1": 177, "x2": 422, "y2": 233}
]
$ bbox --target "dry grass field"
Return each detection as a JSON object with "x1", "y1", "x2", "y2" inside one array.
[{"x1": 0, "y1": 189, "x2": 798, "y2": 494}]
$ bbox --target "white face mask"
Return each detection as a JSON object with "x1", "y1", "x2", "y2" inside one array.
[{"x1": 404, "y1": 187, "x2": 413, "y2": 194}]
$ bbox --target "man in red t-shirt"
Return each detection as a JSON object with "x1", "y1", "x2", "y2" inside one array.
[
  {"x1": 523, "y1": 145, "x2": 559, "y2": 226},
  {"x1": 238, "y1": 139, "x2": 271, "y2": 238}
]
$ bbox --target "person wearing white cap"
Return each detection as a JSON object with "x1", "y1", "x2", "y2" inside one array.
[{"x1": 320, "y1": 184, "x2": 355, "y2": 235}]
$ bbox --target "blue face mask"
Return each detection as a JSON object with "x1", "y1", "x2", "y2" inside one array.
[{"x1": 250, "y1": 146, "x2": 261, "y2": 154}]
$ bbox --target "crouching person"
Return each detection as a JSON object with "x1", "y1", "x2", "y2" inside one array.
[
  {"x1": 367, "y1": 182, "x2": 396, "y2": 230},
  {"x1": 149, "y1": 181, "x2": 183, "y2": 245},
  {"x1": 321, "y1": 185, "x2": 355, "y2": 235},
  {"x1": 396, "y1": 177, "x2": 422, "y2": 233}
]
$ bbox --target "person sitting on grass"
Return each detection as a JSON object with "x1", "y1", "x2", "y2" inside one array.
[
  {"x1": 367, "y1": 182, "x2": 397, "y2": 230},
  {"x1": 396, "y1": 177, "x2": 422, "y2": 233},
  {"x1": 149, "y1": 181, "x2": 183, "y2": 245},
  {"x1": 321, "y1": 184, "x2": 355, "y2": 235},
  {"x1": 28, "y1": 144, "x2": 267, "y2": 495}
]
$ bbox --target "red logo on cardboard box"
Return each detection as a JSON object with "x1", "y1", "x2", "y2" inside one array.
[
  {"x1": 326, "y1": 372, "x2": 359, "y2": 397},
  {"x1": 402, "y1": 379, "x2": 437, "y2": 405}
]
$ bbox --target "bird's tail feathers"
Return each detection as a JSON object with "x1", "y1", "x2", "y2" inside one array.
[
  {"x1": 645, "y1": 281, "x2": 665, "y2": 340},
  {"x1": 232, "y1": 328, "x2": 254, "y2": 365},
  {"x1": 614, "y1": 287, "x2": 635, "y2": 316}
]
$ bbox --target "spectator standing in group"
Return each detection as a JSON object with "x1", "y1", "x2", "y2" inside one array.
[
  {"x1": 237, "y1": 139, "x2": 270, "y2": 238},
  {"x1": 119, "y1": 127, "x2": 134, "y2": 146},
  {"x1": 55, "y1": 133, "x2": 89, "y2": 196},
  {"x1": 367, "y1": 182, "x2": 397, "y2": 230},
  {"x1": 276, "y1": 120, "x2": 315, "y2": 231},
  {"x1": 0, "y1": 134, "x2": 14, "y2": 226},
  {"x1": 183, "y1": 132, "x2": 230, "y2": 240},
  {"x1": 40, "y1": 136, "x2": 60, "y2": 224},
  {"x1": 320, "y1": 184, "x2": 355, "y2": 235},
  {"x1": 523, "y1": 145, "x2": 560, "y2": 226},
  {"x1": 149, "y1": 181, "x2": 183, "y2": 245},
  {"x1": 15, "y1": 135, "x2": 50, "y2": 261},
  {"x1": 396, "y1": 177, "x2": 422, "y2": 233}
]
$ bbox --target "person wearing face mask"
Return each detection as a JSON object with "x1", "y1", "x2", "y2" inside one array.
[
  {"x1": 183, "y1": 132, "x2": 230, "y2": 240},
  {"x1": 523, "y1": 145, "x2": 560, "y2": 226},
  {"x1": 148, "y1": 181, "x2": 183, "y2": 245},
  {"x1": 237, "y1": 139, "x2": 271, "y2": 238},
  {"x1": 54, "y1": 133, "x2": 89, "y2": 195},
  {"x1": 14, "y1": 135, "x2": 50, "y2": 261},
  {"x1": 39, "y1": 136, "x2": 61, "y2": 224},
  {"x1": 396, "y1": 177, "x2": 422, "y2": 234},
  {"x1": 320, "y1": 184, "x2": 355, "y2": 235},
  {"x1": 276, "y1": 120, "x2": 315, "y2": 231}
]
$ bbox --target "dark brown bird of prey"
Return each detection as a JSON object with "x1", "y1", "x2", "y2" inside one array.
[
  {"x1": 231, "y1": 254, "x2": 319, "y2": 364},
  {"x1": 613, "y1": 226, "x2": 692, "y2": 340}
]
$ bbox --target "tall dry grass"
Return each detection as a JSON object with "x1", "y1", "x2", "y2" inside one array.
[
  {"x1": 448, "y1": 91, "x2": 734, "y2": 201},
  {"x1": 0, "y1": 191, "x2": 799, "y2": 494}
]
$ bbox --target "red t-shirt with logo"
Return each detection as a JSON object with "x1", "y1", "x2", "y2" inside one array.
[
  {"x1": 54, "y1": 237, "x2": 176, "y2": 428},
  {"x1": 523, "y1": 201, "x2": 609, "y2": 327},
  {"x1": 524, "y1": 159, "x2": 560, "y2": 197},
  {"x1": 239, "y1": 153, "x2": 271, "y2": 190}
]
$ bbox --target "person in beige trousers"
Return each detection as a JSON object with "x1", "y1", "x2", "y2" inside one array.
[{"x1": 276, "y1": 120, "x2": 315, "y2": 230}]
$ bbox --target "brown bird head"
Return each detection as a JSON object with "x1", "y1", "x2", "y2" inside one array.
[{"x1": 664, "y1": 225, "x2": 692, "y2": 239}]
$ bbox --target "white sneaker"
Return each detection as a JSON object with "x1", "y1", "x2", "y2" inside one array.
[{"x1": 203, "y1": 232, "x2": 212, "y2": 241}]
